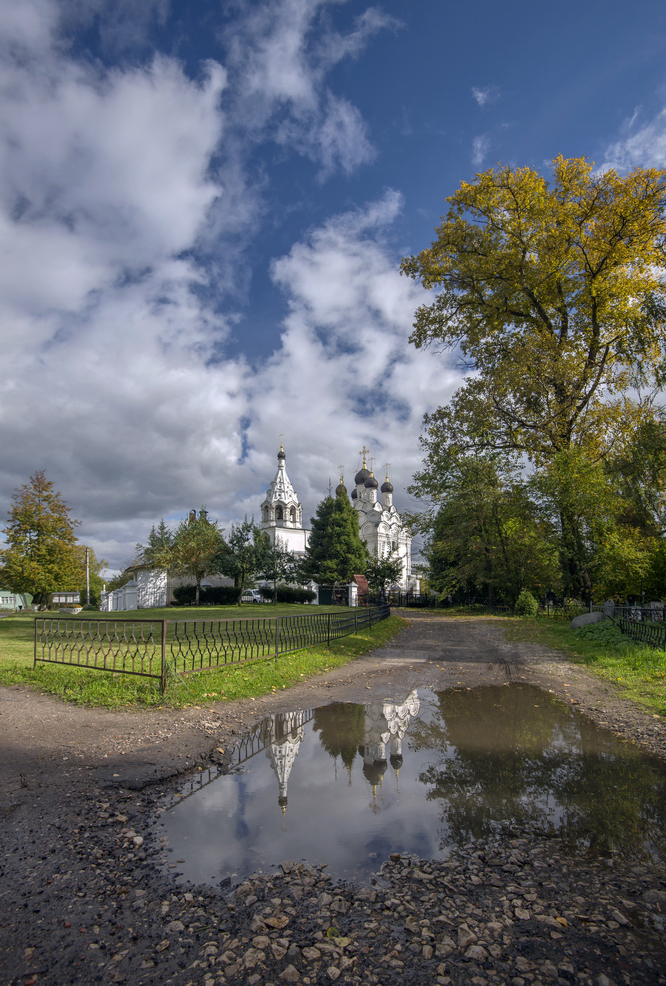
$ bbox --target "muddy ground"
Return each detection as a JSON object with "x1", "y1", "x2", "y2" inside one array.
[{"x1": 1, "y1": 613, "x2": 665, "y2": 986}]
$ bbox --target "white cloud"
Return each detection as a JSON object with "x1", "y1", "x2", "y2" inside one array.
[
  {"x1": 602, "y1": 107, "x2": 666, "y2": 171},
  {"x1": 471, "y1": 85, "x2": 498, "y2": 108},
  {"x1": 0, "y1": 0, "x2": 452, "y2": 570},
  {"x1": 471, "y1": 134, "x2": 490, "y2": 167},
  {"x1": 223, "y1": 0, "x2": 387, "y2": 178}
]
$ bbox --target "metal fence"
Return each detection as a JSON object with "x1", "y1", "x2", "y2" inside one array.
[
  {"x1": 34, "y1": 605, "x2": 391, "y2": 691},
  {"x1": 617, "y1": 617, "x2": 666, "y2": 649}
]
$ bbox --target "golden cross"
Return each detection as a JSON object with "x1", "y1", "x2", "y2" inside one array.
[
  {"x1": 384, "y1": 462, "x2": 391, "y2": 480},
  {"x1": 338, "y1": 465, "x2": 345, "y2": 483},
  {"x1": 369, "y1": 457, "x2": 376, "y2": 476},
  {"x1": 279, "y1": 432, "x2": 284, "y2": 452},
  {"x1": 358, "y1": 445, "x2": 370, "y2": 467}
]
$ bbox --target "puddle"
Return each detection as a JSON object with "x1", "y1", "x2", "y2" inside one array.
[{"x1": 155, "y1": 683, "x2": 666, "y2": 887}]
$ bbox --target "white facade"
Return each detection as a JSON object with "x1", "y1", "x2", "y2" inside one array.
[
  {"x1": 100, "y1": 565, "x2": 233, "y2": 612},
  {"x1": 349, "y1": 457, "x2": 418, "y2": 592},
  {"x1": 259, "y1": 447, "x2": 309, "y2": 554}
]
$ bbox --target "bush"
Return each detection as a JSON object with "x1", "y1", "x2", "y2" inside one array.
[
  {"x1": 260, "y1": 585, "x2": 317, "y2": 604},
  {"x1": 514, "y1": 589, "x2": 539, "y2": 617},
  {"x1": 172, "y1": 585, "x2": 239, "y2": 605}
]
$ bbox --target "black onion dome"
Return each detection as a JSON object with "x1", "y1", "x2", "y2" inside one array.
[
  {"x1": 381, "y1": 480, "x2": 394, "y2": 493},
  {"x1": 364, "y1": 474, "x2": 379, "y2": 489},
  {"x1": 351, "y1": 488, "x2": 357, "y2": 499},
  {"x1": 277, "y1": 448, "x2": 286, "y2": 460},
  {"x1": 354, "y1": 467, "x2": 370, "y2": 485},
  {"x1": 335, "y1": 482, "x2": 347, "y2": 497}
]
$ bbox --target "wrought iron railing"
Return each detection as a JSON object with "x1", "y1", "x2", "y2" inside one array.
[
  {"x1": 34, "y1": 605, "x2": 391, "y2": 691},
  {"x1": 617, "y1": 617, "x2": 666, "y2": 650}
]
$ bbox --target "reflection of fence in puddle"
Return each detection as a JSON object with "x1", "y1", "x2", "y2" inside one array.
[
  {"x1": 232, "y1": 709, "x2": 316, "y2": 766},
  {"x1": 170, "y1": 709, "x2": 317, "y2": 808}
]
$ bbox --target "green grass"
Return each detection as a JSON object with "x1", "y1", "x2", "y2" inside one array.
[
  {"x1": 0, "y1": 608, "x2": 406, "y2": 709},
  {"x1": 500, "y1": 615, "x2": 666, "y2": 716}
]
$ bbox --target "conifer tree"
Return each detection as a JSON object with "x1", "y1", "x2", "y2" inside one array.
[{"x1": 301, "y1": 490, "x2": 367, "y2": 584}]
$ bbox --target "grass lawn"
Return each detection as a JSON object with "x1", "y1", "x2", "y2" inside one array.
[
  {"x1": 498, "y1": 614, "x2": 666, "y2": 717},
  {"x1": 0, "y1": 606, "x2": 406, "y2": 709}
]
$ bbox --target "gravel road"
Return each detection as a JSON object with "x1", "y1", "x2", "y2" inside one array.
[{"x1": 1, "y1": 614, "x2": 665, "y2": 986}]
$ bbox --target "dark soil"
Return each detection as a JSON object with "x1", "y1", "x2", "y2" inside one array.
[{"x1": 1, "y1": 614, "x2": 665, "y2": 986}]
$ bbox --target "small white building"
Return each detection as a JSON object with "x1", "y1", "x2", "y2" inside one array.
[
  {"x1": 259, "y1": 446, "x2": 310, "y2": 554},
  {"x1": 100, "y1": 562, "x2": 233, "y2": 612}
]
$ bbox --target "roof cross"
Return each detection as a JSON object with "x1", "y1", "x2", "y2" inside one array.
[{"x1": 358, "y1": 445, "x2": 370, "y2": 468}]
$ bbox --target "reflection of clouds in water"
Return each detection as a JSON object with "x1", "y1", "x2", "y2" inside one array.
[
  {"x1": 160, "y1": 691, "x2": 441, "y2": 885},
  {"x1": 158, "y1": 686, "x2": 666, "y2": 887}
]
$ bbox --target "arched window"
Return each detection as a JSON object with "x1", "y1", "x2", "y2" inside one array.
[
  {"x1": 276, "y1": 505, "x2": 283, "y2": 521},
  {"x1": 263, "y1": 506, "x2": 269, "y2": 522},
  {"x1": 290, "y1": 507, "x2": 296, "y2": 522}
]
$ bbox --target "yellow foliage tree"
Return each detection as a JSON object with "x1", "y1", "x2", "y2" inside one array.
[{"x1": 402, "y1": 157, "x2": 666, "y2": 599}]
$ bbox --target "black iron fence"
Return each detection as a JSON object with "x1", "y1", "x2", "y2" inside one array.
[
  {"x1": 617, "y1": 617, "x2": 666, "y2": 650},
  {"x1": 34, "y1": 605, "x2": 391, "y2": 691}
]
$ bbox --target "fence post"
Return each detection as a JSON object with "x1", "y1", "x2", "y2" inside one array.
[
  {"x1": 34, "y1": 619, "x2": 38, "y2": 669},
  {"x1": 354, "y1": 611, "x2": 357, "y2": 633},
  {"x1": 161, "y1": 620, "x2": 167, "y2": 694},
  {"x1": 327, "y1": 611, "x2": 331, "y2": 646},
  {"x1": 275, "y1": 616, "x2": 279, "y2": 660}
]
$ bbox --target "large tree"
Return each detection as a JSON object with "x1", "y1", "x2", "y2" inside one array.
[
  {"x1": 214, "y1": 518, "x2": 270, "y2": 605},
  {"x1": 300, "y1": 490, "x2": 367, "y2": 585},
  {"x1": 170, "y1": 509, "x2": 226, "y2": 606},
  {"x1": 401, "y1": 157, "x2": 666, "y2": 599},
  {"x1": 1, "y1": 471, "x2": 82, "y2": 607},
  {"x1": 424, "y1": 456, "x2": 560, "y2": 607}
]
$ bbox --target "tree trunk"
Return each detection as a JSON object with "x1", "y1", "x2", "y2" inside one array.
[{"x1": 195, "y1": 580, "x2": 200, "y2": 606}]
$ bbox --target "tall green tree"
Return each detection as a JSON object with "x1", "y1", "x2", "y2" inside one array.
[
  {"x1": 424, "y1": 457, "x2": 560, "y2": 606},
  {"x1": 1, "y1": 471, "x2": 82, "y2": 607},
  {"x1": 137, "y1": 519, "x2": 174, "y2": 569},
  {"x1": 170, "y1": 509, "x2": 226, "y2": 605},
  {"x1": 258, "y1": 535, "x2": 299, "y2": 605},
  {"x1": 365, "y1": 548, "x2": 404, "y2": 596},
  {"x1": 401, "y1": 156, "x2": 666, "y2": 600},
  {"x1": 214, "y1": 518, "x2": 269, "y2": 605},
  {"x1": 300, "y1": 490, "x2": 367, "y2": 585}
]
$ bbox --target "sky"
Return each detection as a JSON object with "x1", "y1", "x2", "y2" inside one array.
[{"x1": 2, "y1": 0, "x2": 666, "y2": 572}]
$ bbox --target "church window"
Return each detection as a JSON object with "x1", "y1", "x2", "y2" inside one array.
[
  {"x1": 276, "y1": 505, "x2": 283, "y2": 521},
  {"x1": 290, "y1": 507, "x2": 296, "y2": 522}
]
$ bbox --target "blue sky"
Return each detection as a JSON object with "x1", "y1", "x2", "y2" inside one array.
[{"x1": 1, "y1": 0, "x2": 666, "y2": 570}]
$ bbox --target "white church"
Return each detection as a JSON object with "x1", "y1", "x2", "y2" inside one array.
[{"x1": 259, "y1": 444, "x2": 417, "y2": 592}]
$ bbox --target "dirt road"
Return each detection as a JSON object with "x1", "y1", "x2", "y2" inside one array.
[{"x1": 1, "y1": 614, "x2": 665, "y2": 986}]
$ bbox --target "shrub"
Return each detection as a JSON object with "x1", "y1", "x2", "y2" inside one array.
[
  {"x1": 260, "y1": 585, "x2": 317, "y2": 603},
  {"x1": 172, "y1": 585, "x2": 239, "y2": 605},
  {"x1": 514, "y1": 589, "x2": 539, "y2": 617}
]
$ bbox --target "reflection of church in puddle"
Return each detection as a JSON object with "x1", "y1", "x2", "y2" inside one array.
[
  {"x1": 263, "y1": 692, "x2": 420, "y2": 812},
  {"x1": 358, "y1": 691, "x2": 420, "y2": 808},
  {"x1": 264, "y1": 711, "x2": 309, "y2": 813}
]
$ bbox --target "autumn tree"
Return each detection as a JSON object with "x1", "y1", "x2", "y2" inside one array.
[
  {"x1": 300, "y1": 489, "x2": 367, "y2": 585},
  {"x1": 0, "y1": 471, "x2": 82, "y2": 606},
  {"x1": 402, "y1": 157, "x2": 666, "y2": 600}
]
